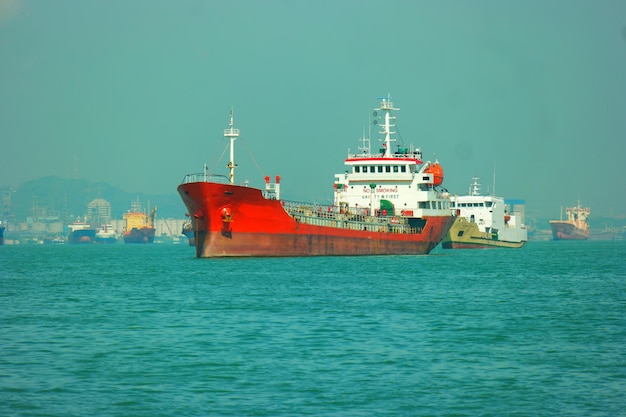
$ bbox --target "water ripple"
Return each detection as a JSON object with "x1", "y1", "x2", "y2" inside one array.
[{"x1": 1, "y1": 241, "x2": 625, "y2": 416}]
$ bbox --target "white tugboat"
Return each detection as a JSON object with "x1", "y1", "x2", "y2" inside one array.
[{"x1": 442, "y1": 177, "x2": 527, "y2": 249}]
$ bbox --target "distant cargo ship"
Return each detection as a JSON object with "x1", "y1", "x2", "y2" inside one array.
[
  {"x1": 590, "y1": 227, "x2": 617, "y2": 241},
  {"x1": 95, "y1": 223, "x2": 117, "y2": 244},
  {"x1": 177, "y1": 95, "x2": 455, "y2": 257},
  {"x1": 123, "y1": 200, "x2": 156, "y2": 244},
  {"x1": 67, "y1": 219, "x2": 96, "y2": 244},
  {"x1": 442, "y1": 178, "x2": 527, "y2": 249},
  {"x1": 549, "y1": 202, "x2": 590, "y2": 240}
]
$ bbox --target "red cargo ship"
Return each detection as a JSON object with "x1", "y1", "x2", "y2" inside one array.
[
  {"x1": 549, "y1": 202, "x2": 590, "y2": 240},
  {"x1": 178, "y1": 96, "x2": 455, "y2": 257}
]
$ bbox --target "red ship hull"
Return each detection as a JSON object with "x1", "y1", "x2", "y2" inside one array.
[
  {"x1": 549, "y1": 221, "x2": 589, "y2": 241},
  {"x1": 123, "y1": 227, "x2": 156, "y2": 244},
  {"x1": 178, "y1": 181, "x2": 455, "y2": 257}
]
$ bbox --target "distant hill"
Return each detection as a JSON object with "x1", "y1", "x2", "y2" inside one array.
[{"x1": 2, "y1": 176, "x2": 186, "y2": 222}]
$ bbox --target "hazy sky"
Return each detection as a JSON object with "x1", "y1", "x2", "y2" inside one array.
[{"x1": 1, "y1": 0, "x2": 625, "y2": 218}]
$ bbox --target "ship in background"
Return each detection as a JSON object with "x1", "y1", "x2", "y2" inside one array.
[
  {"x1": 67, "y1": 217, "x2": 96, "y2": 244},
  {"x1": 442, "y1": 178, "x2": 527, "y2": 249},
  {"x1": 177, "y1": 95, "x2": 455, "y2": 257},
  {"x1": 123, "y1": 200, "x2": 156, "y2": 244},
  {"x1": 181, "y1": 220, "x2": 195, "y2": 246},
  {"x1": 89, "y1": 198, "x2": 115, "y2": 243},
  {"x1": 95, "y1": 223, "x2": 117, "y2": 243},
  {"x1": 549, "y1": 202, "x2": 590, "y2": 240},
  {"x1": 589, "y1": 225, "x2": 617, "y2": 241},
  {"x1": 0, "y1": 220, "x2": 5, "y2": 245}
]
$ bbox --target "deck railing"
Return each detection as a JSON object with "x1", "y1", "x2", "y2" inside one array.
[
  {"x1": 181, "y1": 173, "x2": 230, "y2": 184},
  {"x1": 280, "y1": 200, "x2": 422, "y2": 234}
]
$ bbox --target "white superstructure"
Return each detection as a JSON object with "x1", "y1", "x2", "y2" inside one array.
[
  {"x1": 332, "y1": 95, "x2": 451, "y2": 219},
  {"x1": 450, "y1": 178, "x2": 527, "y2": 243}
]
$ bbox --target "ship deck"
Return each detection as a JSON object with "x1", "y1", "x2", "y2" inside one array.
[{"x1": 281, "y1": 201, "x2": 427, "y2": 234}]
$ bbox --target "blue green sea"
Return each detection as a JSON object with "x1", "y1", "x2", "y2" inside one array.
[{"x1": 1, "y1": 240, "x2": 625, "y2": 416}]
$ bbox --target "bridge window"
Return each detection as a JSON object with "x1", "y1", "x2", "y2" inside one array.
[
  {"x1": 378, "y1": 166, "x2": 383, "y2": 173},
  {"x1": 385, "y1": 166, "x2": 391, "y2": 173},
  {"x1": 355, "y1": 166, "x2": 360, "y2": 173},
  {"x1": 401, "y1": 166, "x2": 407, "y2": 173},
  {"x1": 393, "y1": 166, "x2": 399, "y2": 173}
]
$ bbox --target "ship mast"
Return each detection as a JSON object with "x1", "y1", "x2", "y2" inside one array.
[
  {"x1": 470, "y1": 177, "x2": 481, "y2": 196},
  {"x1": 377, "y1": 95, "x2": 398, "y2": 158},
  {"x1": 224, "y1": 110, "x2": 240, "y2": 184}
]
